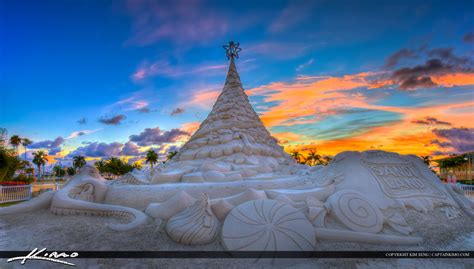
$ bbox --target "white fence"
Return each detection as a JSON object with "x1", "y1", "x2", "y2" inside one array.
[
  {"x1": 0, "y1": 185, "x2": 33, "y2": 204},
  {"x1": 0, "y1": 183, "x2": 63, "y2": 204},
  {"x1": 459, "y1": 184, "x2": 474, "y2": 200}
]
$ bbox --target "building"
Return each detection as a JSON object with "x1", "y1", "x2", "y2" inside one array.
[{"x1": 434, "y1": 152, "x2": 473, "y2": 184}]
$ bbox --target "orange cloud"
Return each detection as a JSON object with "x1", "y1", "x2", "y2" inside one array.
[
  {"x1": 247, "y1": 73, "x2": 374, "y2": 127},
  {"x1": 272, "y1": 132, "x2": 305, "y2": 145},
  {"x1": 245, "y1": 71, "x2": 474, "y2": 157},
  {"x1": 431, "y1": 72, "x2": 474, "y2": 87},
  {"x1": 183, "y1": 87, "x2": 220, "y2": 109},
  {"x1": 181, "y1": 121, "x2": 200, "y2": 134}
]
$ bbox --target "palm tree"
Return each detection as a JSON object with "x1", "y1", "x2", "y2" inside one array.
[
  {"x1": 9, "y1": 135, "x2": 22, "y2": 155},
  {"x1": 145, "y1": 150, "x2": 158, "y2": 169},
  {"x1": 291, "y1": 150, "x2": 307, "y2": 164},
  {"x1": 166, "y1": 151, "x2": 178, "y2": 162},
  {"x1": 291, "y1": 151, "x2": 303, "y2": 164},
  {"x1": 94, "y1": 159, "x2": 106, "y2": 174},
  {"x1": 53, "y1": 165, "x2": 65, "y2": 178},
  {"x1": 421, "y1": 156, "x2": 431, "y2": 167},
  {"x1": 66, "y1": 167, "x2": 76, "y2": 176},
  {"x1": 321, "y1": 155, "x2": 333, "y2": 166},
  {"x1": 73, "y1": 155, "x2": 86, "y2": 172},
  {"x1": 21, "y1": 138, "x2": 32, "y2": 161},
  {"x1": 32, "y1": 150, "x2": 47, "y2": 181},
  {"x1": 307, "y1": 149, "x2": 321, "y2": 166}
]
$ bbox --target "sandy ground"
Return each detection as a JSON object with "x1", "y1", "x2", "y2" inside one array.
[{"x1": 0, "y1": 209, "x2": 473, "y2": 269}]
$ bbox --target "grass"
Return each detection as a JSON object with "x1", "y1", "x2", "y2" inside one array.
[{"x1": 0, "y1": 201, "x2": 23, "y2": 207}]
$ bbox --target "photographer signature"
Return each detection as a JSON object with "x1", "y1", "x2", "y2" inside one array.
[{"x1": 7, "y1": 248, "x2": 78, "y2": 266}]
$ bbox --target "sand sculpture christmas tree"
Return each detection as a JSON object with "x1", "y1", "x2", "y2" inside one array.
[{"x1": 150, "y1": 41, "x2": 294, "y2": 184}]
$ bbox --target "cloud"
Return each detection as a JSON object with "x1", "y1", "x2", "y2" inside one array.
[
  {"x1": 48, "y1": 147, "x2": 62, "y2": 155},
  {"x1": 248, "y1": 72, "x2": 375, "y2": 127},
  {"x1": 67, "y1": 140, "x2": 143, "y2": 158},
  {"x1": 391, "y1": 59, "x2": 450, "y2": 89},
  {"x1": 68, "y1": 142, "x2": 124, "y2": 157},
  {"x1": 431, "y1": 127, "x2": 474, "y2": 154},
  {"x1": 171, "y1": 108, "x2": 185, "y2": 116},
  {"x1": 384, "y1": 48, "x2": 418, "y2": 68},
  {"x1": 384, "y1": 46, "x2": 474, "y2": 90},
  {"x1": 427, "y1": 48, "x2": 470, "y2": 66},
  {"x1": 137, "y1": 107, "x2": 150, "y2": 113},
  {"x1": 77, "y1": 118, "x2": 87, "y2": 124},
  {"x1": 464, "y1": 32, "x2": 474, "y2": 43},
  {"x1": 398, "y1": 76, "x2": 437, "y2": 90},
  {"x1": 268, "y1": 1, "x2": 318, "y2": 33},
  {"x1": 430, "y1": 73, "x2": 474, "y2": 87},
  {"x1": 181, "y1": 122, "x2": 200, "y2": 134},
  {"x1": 111, "y1": 96, "x2": 150, "y2": 112},
  {"x1": 65, "y1": 129, "x2": 101, "y2": 139},
  {"x1": 98, "y1": 115, "x2": 126, "y2": 125},
  {"x1": 131, "y1": 60, "x2": 226, "y2": 81},
  {"x1": 129, "y1": 127, "x2": 190, "y2": 146},
  {"x1": 124, "y1": 0, "x2": 228, "y2": 46},
  {"x1": 182, "y1": 86, "x2": 221, "y2": 109},
  {"x1": 246, "y1": 42, "x2": 313, "y2": 60},
  {"x1": 411, "y1": 117, "x2": 451, "y2": 126},
  {"x1": 30, "y1": 137, "x2": 65, "y2": 149},
  {"x1": 245, "y1": 61, "x2": 474, "y2": 156},
  {"x1": 296, "y1": 58, "x2": 314, "y2": 72},
  {"x1": 121, "y1": 141, "x2": 141, "y2": 156}
]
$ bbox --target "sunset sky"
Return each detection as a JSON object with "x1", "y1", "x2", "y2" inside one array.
[{"x1": 1, "y1": 0, "x2": 473, "y2": 165}]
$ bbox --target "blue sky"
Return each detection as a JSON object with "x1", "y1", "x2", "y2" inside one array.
[{"x1": 1, "y1": 0, "x2": 473, "y2": 161}]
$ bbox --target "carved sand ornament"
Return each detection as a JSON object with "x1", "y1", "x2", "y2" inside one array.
[
  {"x1": 145, "y1": 191, "x2": 196, "y2": 221},
  {"x1": 327, "y1": 190, "x2": 383, "y2": 234},
  {"x1": 384, "y1": 212, "x2": 413, "y2": 235},
  {"x1": 222, "y1": 199, "x2": 315, "y2": 251},
  {"x1": 306, "y1": 196, "x2": 329, "y2": 227},
  {"x1": 165, "y1": 194, "x2": 219, "y2": 245}
]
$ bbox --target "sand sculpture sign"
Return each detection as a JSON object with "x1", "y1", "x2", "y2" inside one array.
[
  {"x1": 1, "y1": 42, "x2": 473, "y2": 251},
  {"x1": 362, "y1": 159, "x2": 447, "y2": 199}
]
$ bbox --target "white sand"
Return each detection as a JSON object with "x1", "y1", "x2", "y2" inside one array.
[{"x1": 0, "y1": 210, "x2": 473, "y2": 269}]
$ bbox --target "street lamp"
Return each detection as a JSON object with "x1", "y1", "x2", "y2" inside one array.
[{"x1": 465, "y1": 154, "x2": 472, "y2": 185}]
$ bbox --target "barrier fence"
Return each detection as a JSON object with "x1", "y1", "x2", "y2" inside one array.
[
  {"x1": 0, "y1": 185, "x2": 32, "y2": 204},
  {"x1": 459, "y1": 184, "x2": 474, "y2": 200},
  {"x1": 0, "y1": 183, "x2": 63, "y2": 204}
]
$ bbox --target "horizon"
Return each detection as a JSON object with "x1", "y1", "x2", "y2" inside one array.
[{"x1": 1, "y1": 0, "x2": 474, "y2": 166}]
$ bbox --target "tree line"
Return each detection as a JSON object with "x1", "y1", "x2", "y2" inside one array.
[
  {"x1": 0, "y1": 131, "x2": 180, "y2": 182},
  {"x1": 290, "y1": 149, "x2": 333, "y2": 166}
]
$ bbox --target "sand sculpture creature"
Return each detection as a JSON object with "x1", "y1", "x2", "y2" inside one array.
[{"x1": 1, "y1": 42, "x2": 473, "y2": 251}]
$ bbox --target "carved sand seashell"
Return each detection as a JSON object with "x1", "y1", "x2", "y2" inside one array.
[
  {"x1": 145, "y1": 191, "x2": 196, "y2": 220},
  {"x1": 166, "y1": 194, "x2": 219, "y2": 245},
  {"x1": 327, "y1": 190, "x2": 383, "y2": 234},
  {"x1": 222, "y1": 199, "x2": 315, "y2": 251}
]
